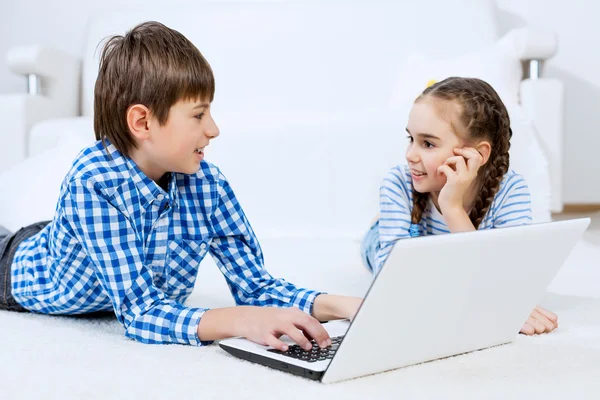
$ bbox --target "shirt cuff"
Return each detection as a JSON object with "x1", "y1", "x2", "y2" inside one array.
[
  {"x1": 169, "y1": 306, "x2": 212, "y2": 346},
  {"x1": 290, "y1": 289, "x2": 322, "y2": 316}
]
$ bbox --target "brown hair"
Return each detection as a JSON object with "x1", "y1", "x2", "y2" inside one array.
[
  {"x1": 94, "y1": 21, "x2": 215, "y2": 157},
  {"x1": 410, "y1": 77, "x2": 512, "y2": 228}
]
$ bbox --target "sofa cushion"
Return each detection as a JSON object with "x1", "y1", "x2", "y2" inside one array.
[
  {"x1": 0, "y1": 133, "x2": 92, "y2": 232},
  {"x1": 389, "y1": 34, "x2": 523, "y2": 112}
]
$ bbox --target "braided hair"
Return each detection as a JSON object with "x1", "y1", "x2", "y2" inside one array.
[{"x1": 410, "y1": 77, "x2": 512, "y2": 228}]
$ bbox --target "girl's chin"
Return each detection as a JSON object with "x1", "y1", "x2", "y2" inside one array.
[{"x1": 412, "y1": 180, "x2": 444, "y2": 194}]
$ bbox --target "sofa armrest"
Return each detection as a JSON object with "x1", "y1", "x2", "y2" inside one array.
[
  {"x1": 7, "y1": 46, "x2": 81, "y2": 116},
  {"x1": 520, "y1": 78, "x2": 564, "y2": 213},
  {"x1": 499, "y1": 28, "x2": 563, "y2": 212},
  {"x1": 0, "y1": 94, "x2": 64, "y2": 172},
  {"x1": 502, "y1": 28, "x2": 558, "y2": 61}
]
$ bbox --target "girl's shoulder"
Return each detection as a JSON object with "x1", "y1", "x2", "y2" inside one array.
[
  {"x1": 496, "y1": 170, "x2": 530, "y2": 199},
  {"x1": 488, "y1": 170, "x2": 531, "y2": 217},
  {"x1": 381, "y1": 164, "x2": 413, "y2": 200},
  {"x1": 381, "y1": 164, "x2": 412, "y2": 192}
]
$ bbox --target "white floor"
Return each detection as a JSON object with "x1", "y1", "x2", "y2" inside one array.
[
  {"x1": 1, "y1": 213, "x2": 599, "y2": 399},
  {"x1": 547, "y1": 211, "x2": 600, "y2": 298}
]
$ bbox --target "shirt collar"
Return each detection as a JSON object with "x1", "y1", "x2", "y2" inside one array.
[{"x1": 102, "y1": 140, "x2": 178, "y2": 208}]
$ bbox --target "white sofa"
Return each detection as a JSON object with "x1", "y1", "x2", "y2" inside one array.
[{"x1": 0, "y1": 0, "x2": 561, "y2": 234}]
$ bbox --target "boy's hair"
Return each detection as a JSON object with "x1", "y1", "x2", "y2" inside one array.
[
  {"x1": 94, "y1": 21, "x2": 215, "y2": 157},
  {"x1": 412, "y1": 77, "x2": 512, "y2": 228}
]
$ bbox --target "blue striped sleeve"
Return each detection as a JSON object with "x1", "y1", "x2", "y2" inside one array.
[{"x1": 375, "y1": 166, "x2": 413, "y2": 272}]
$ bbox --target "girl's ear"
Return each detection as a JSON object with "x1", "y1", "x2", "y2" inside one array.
[{"x1": 476, "y1": 141, "x2": 492, "y2": 165}]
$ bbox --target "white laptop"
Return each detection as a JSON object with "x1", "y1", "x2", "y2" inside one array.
[{"x1": 219, "y1": 218, "x2": 590, "y2": 383}]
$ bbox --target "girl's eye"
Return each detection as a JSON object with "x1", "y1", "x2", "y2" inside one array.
[
  {"x1": 195, "y1": 113, "x2": 204, "y2": 120},
  {"x1": 423, "y1": 141, "x2": 434, "y2": 148},
  {"x1": 406, "y1": 135, "x2": 414, "y2": 143}
]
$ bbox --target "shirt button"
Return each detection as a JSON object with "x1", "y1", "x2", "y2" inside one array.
[{"x1": 200, "y1": 243, "x2": 207, "y2": 251}]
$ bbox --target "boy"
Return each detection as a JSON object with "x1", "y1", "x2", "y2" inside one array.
[{"x1": 0, "y1": 21, "x2": 361, "y2": 351}]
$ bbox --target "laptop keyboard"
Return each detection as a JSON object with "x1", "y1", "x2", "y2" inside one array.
[{"x1": 267, "y1": 335, "x2": 344, "y2": 363}]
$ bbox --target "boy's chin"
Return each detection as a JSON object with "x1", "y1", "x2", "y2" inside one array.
[{"x1": 173, "y1": 163, "x2": 202, "y2": 175}]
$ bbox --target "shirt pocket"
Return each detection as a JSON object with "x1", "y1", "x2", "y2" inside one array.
[{"x1": 164, "y1": 239, "x2": 209, "y2": 302}]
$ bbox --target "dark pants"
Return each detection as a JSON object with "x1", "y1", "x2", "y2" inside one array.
[{"x1": 0, "y1": 222, "x2": 50, "y2": 312}]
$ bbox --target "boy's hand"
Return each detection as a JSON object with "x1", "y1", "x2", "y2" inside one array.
[
  {"x1": 239, "y1": 307, "x2": 331, "y2": 351},
  {"x1": 236, "y1": 307, "x2": 331, "y2": 351},
  {"x1": 437, "y1": 147, "x2": 483, "y2": 213},
  {"x1": 520, "y1": 306, "x2": 558, "y2": 335}
]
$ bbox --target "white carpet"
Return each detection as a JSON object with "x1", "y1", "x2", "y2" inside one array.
[{"x1": 1, "y1": 234, "x2": 599, "y2": 399}]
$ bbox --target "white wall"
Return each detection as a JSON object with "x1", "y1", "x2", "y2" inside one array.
[{"x1": 1, "y1": 0, "x2": 599, "y2": 203}]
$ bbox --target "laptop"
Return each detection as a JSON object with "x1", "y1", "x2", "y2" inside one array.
[{"x1": 219, "y1": 218, "x2": 590, "y2": 383}]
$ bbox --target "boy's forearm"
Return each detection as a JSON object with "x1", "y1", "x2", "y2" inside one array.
[
  {"x1": 197, "y1": 307, "x2": 248, "y2": 341},
  {"x1": 312, "y1": 294, "x2": 354, "y2": 322},
  {"x1": 197, "y1": 295, "x2": 360, "y2": 341},
  {"x1": 197, "y1": 300, "x2": 340, "y2": 341}
]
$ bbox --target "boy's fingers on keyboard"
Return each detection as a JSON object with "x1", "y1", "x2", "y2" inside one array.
[
  {"x1": 294, "y1": 316, "x2": 330, "y2": 348},
  {"x1": 264, "y1": 334, "x2": 288, "y2": 352},
  {"x1": 283, "y1": 325, "x2": 312, "y2": 351},
  {"x1": 302, "y1": 329, "x2": 332, "y2": 347}
]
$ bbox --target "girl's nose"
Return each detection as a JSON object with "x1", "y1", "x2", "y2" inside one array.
[{"x1": 405, "y1": 145, "x2": 419, "y2": 163}]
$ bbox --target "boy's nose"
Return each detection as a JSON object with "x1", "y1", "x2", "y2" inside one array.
[{"x1": 205, "y1": 116, "x2": 220, "y2": 139}]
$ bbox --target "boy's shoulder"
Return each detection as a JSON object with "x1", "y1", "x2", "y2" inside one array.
[{"x1": 64, "y1": 141, "x2": 130, "y2": 191}]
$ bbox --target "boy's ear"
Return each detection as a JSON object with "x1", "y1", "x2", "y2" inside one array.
[
  {"x1": 475, "y1": 141, "x2": 492, "y2": 165},
  {"x1": 127, "y1": 104, "x2": 152, "y2": 141}
]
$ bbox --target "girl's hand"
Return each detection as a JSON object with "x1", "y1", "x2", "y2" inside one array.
[
  {"x1": 520, "y1": 306, "x2": 559, "y2": 335},
  {"x1": 437, "y1": 147, "x2": 483, "y2": 213}
]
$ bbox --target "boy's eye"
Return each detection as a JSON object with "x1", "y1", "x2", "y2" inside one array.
[{"x1": 195, "y1": 113, "x2": 204, "y2": 120}]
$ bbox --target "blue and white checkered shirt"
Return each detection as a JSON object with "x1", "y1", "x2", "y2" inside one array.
[{"x1": 11, "y1": 141, "x2": 320, "y2": 345}]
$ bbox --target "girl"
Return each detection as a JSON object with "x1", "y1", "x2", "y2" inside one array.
[{"x1": 361, "y1": 77, "x2": 558, "y2": 336}]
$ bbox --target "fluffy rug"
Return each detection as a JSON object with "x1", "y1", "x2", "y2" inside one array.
[{"x1": 1, "y1": 237, "x2": 599, "y2": 399}]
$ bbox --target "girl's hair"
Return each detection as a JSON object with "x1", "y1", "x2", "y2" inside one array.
[{"x1": 410, "y1": 77, "x2": 512, "y2": 228}]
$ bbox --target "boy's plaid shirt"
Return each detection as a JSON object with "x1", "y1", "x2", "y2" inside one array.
[{"x1": 11, "y1": 141, "x2": 319, "y2": 345}]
